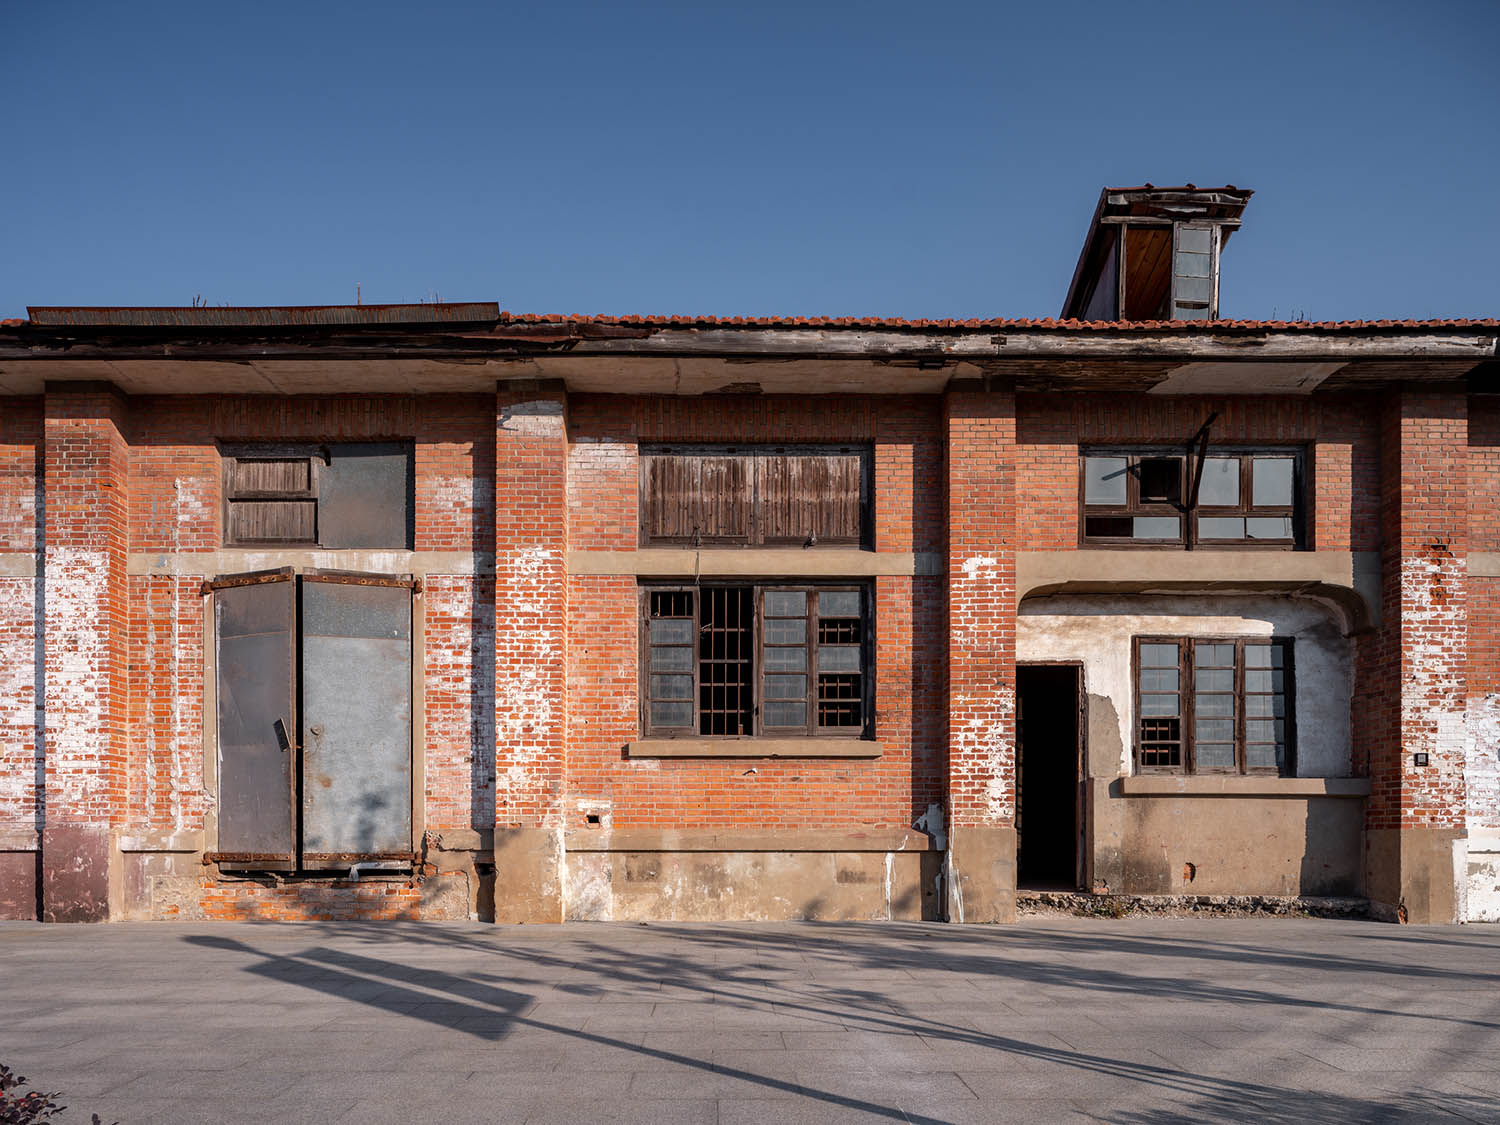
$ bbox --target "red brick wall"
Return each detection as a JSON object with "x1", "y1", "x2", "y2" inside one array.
[
  {"x1": 1365, "y1": 392, "x2": 1468, "y2": 834},
  {"x1": 562, "y1": 395, "x2": 945, "y2": 830},
  {"x1": 125, "y1": 394, "x2": 498, "y2": 860},
  {"x1": 1014, "y1": 393, "x2": 1380, "y2": 552},
  {"x1": 493, "y1": 390, "x2": 568, "y2": 831},
  {"x1": 946, "y1": 390, "x2": 1015, "y2": 828},
  {"x1": 0, "y1": 398, "x2": 41, "y2": 851}
]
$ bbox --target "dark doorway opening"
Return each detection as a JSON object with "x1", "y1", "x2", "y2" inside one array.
[{"x1": 1017, "y1": 664, "x2": 1082, "y2": 889}]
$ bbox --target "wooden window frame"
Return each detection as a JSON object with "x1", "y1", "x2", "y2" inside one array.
[
  {"x1": 222, "y1": 444, "x2": 323, "y2": 547},
  {"x1": 638, "y1": 444, "x2": 872, "y2": 549},
  {"x1": 639, "y1": 581, "x2": 873, "y2": 740},
  {"x1": 221, "y1": 442, "x2": 415, "y2": 549},
  {"x1": 1079, "y1": 446, "x2": 1306, "y2": 550},
  {"x1": 1131, "y1": 635, "x2": 1296, "y2": 777}
]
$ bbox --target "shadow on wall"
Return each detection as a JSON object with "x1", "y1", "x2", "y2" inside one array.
[
  {"x1": 180, "y1": 920, "x2": 1500, "y2": 1122},
  {"x1": 469, "y1": 440, "x2": 496, "y2": 835}
]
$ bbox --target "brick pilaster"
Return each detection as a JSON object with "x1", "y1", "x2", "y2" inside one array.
[
  {"x1": 944, "y1": 388, "x2": 1017, "y2": 921},
  {"x1": 491, "y1": 386, "x2": 569, "y2": 922},
  {"x1": 1364, "y1": 390, "x2": 1469, "y2": 922},
  {"x1": 41, "y1": 383, "x2": 130, "y2": 922}
]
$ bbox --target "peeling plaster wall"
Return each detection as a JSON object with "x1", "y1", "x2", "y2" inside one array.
[
  {"x1": 1465, "y1": 694, "x2": 1500, "y2": 920},
  {"x1": 1017, "y1": 594, "x2": 1353, "y2": 778}
]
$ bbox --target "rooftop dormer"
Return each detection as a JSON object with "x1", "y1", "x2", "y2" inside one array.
[{"x1": 1061, "y1": 184, "x2": 1253, "y2": 321}]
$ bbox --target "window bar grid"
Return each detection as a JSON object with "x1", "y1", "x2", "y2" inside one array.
[{"x1": 698, "y1": 587, "x2": 753, "y2": 736}]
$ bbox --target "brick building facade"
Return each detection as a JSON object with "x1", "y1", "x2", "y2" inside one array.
[{"x1": 2, "y1": 188, "x2": 1498, "y2": 925}]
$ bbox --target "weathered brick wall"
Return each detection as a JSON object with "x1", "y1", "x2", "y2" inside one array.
[
  {"x1": 1014, "y1": 393, "x2": 1380, "y2": 552},
  {"x1": 0, "y1": 398, "x2": 42, "y2": 842},
  {"x1": 0, "y1": 397, "x2": 42, "y2": 918},
  {"x1": 124, "y1": 394, "x2": 496, "y2": 918},
  {"x1": 946, "y1": 390, "x2": 1015, "y2": 830},
  {"x1": 562, "y1": 395, "x2": 945, "y2": 832},
  {"x1": 493, "y1": 390, "x2": 568, "y2": 833},
  {"x1": 1366, "y1": 392, "x2": 1469, "y2": 838}
]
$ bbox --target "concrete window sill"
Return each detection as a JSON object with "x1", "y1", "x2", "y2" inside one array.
[
  {"x1": 627, "y1": 739, "x2": 883, "y2": 759},
  {"x1": 1119, "y1": 776, "x2": 1371, "y2": 798}
]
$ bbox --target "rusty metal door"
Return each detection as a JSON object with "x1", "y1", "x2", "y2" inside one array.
[
  {"x1": 300, "y1": 575, "x2": 413, "y2": 865},
  {"x1": 213, "y1": 572, "x2": 297, "y2": 868}
]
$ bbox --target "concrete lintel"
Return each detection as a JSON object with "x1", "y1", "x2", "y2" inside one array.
[
  {"x1": 1017, "y1": 549, "x2": 1381, "y2": 631},
  {"x1": 1118, "y1": 776, "x2": 1371, "y2": 798},
  {"x1": 428, "y1": 829, "x2": 494, "y2": 852},
  {"x1": 563, "y1": 828, "x2": 934, "y2": 853},
  {"x1": 126, "y1": 550, "x2": 485, "y2": 578},
  {"x1": 0, "y1": 553, "x2": 36, "y2": 578},
  {"x1": 568, "y1": 548, "x2": 940, "y2": 578},
  {"x1": 116, "y1": 830, "x2": 205, "y2": 853},
  {"x1": 1471, "y1": 552, "x2": 1500, "y2": 578},
  {"x1": 627, "y1": 738, "x2": 882, "y2": 759}
]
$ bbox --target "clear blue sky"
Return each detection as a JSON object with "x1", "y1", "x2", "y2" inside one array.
[{"x1": 5, "y1": 0, "x2": 1497, "y2": 322}]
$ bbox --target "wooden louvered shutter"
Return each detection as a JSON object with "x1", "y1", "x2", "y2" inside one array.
[
  {"x1": 757, "y1": 452, "x2": 864, "y2": 546},
  {"x1": 641, "y1": 452, "x2": 751, "y2": 546}
]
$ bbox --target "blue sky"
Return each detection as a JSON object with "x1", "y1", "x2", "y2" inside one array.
[{"x1": 4, "y1": 0, "x2": 1497, "y2": 322}]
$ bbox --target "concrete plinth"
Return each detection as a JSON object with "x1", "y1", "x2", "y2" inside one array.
[
  {"x1": 946, "y1": 825, "x2": 1017, "y2": 923},
  {"x1": 493, "y1": 827, "x2": 564, "y2": 923}
]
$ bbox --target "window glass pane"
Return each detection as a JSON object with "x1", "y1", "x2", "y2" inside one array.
[
  {"x1": 1140, "y1": 643, "x2": 1179, "y2": 667},
  {"x1": 1139, "y1": 694, "x2": 1180, "y2": 717},
  {"x1": 1245, "y1": 744, "x2": 1281, "y2": 770},
  {"x1": 649, "y1": 618, "x2": 692, "y2": 645},
  {"x1": 1139, "y1": 667, "x2": 1178, "y2": 691},
  {"x1": 1195, "y1": 643, "x2": 1235, "y2": 666},
  {"x1": 763, "y1": 700, "x2": 808, "y2": 727},
  {"x1": 1085, "y1": 516, "x2": 1134, "y2": 538},
  {"x1": 764, "y1": 590, "x2": 807, "y2": 617},
  {"x1": 651, "y1": 701, "x2": 692, "y2": 727},
  {"x1": 650, "y1": 646, "x2": 693, "y2": 672},
  {"x1": 1175, "y1": 275, "x2": 1212, "y2": 303},
  {"x1": 818, "y1": 591, "x2": 860, "y2": 617},
  {"x1": 1132, "y1": 516, "x2": 1181, "y2": 539},
  {"x1": 1251, "y1": 458, "x2": 1294, "y2": 506},
  {"x1": 1137, "y1": 458, "x2": 1181, "y2": 503},
  {"x1": 1195, "y1": 694, "x2": 1235, "y2": 717},
  {"x1": 764, "y1": 618, "x2": 806, "y2": 645},
  {"x1": 1247, "y1": 517, "x2": 1294, "y2": 540},
  {"x1": 1246, "y1": 719, "x2": 1284, "y2": 743},
  {"x1": 820, "y1": 645, "x2": 861, "y2": 672},
  {"x1": 763, "y1": 674, "x2": 807, "y2": 699},
  {"x1": 1245, "y1": 669, "x2": 1285, "y2": 693},
  {"x1": 1178, "y1": 226, "x2": 1213, "y2": 254},
  {"x1": 1198, "y1": 458, "x2": 1239, "y2": 506},
  {"x1": 1195, "y1": 668, "x2": 1234, "y2": 692},
  {"x1": 1198, "y1": 517, "x2": 1245, "y2": 539},
  {"x1": 1196, "y1": 718, "x2": 1235, "y2": 743},
  {"x1": 1174, "y1": 303, "x2": 1211, "y2": 320},
  {"x1": 763, "y1": 647, "x2": 807, "y2": 672},
  {"x1": 1176, "y1": 250, "x2": 1212, "y2": 278},
  {"x1": 1245, "y1": 694, "x2": 1286, "y2": 718},
  {"x1": 650, "y1": 675, "x2": 693, "y2": 700},
  {"x1": 1244, "y1": 644, "x2": 1274, "y2": 667},
  {"x1": 1196, "y1": 742, "x2": 1236, "y2": 768},
  {"x1": 1084, "y1": 457, "x2": 1128, "y2": 505}
]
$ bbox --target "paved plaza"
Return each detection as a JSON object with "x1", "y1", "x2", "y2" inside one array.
[{"x1": 2, "y1": 916, "x2": 1499, "y2": 1123}]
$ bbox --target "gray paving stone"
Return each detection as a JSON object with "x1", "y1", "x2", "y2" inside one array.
[{"x1": 2, "y1": 917, "x2": 1499, "y2": 1122}]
